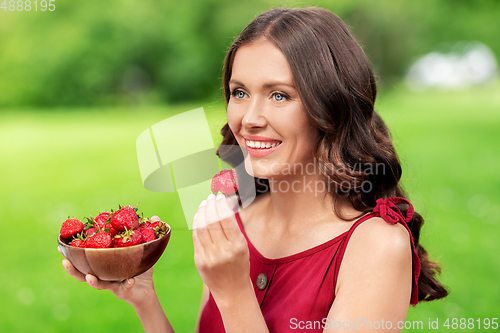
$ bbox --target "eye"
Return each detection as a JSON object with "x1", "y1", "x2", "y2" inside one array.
[
  {"x1": 272, "y1": 92, "x2": 289, "y2": 101},
  {"x1": 231, "y1": 89, "x2": 247, "y2": 99}
]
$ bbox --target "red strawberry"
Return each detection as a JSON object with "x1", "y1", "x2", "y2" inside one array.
[
  {"x1": 140, "y1": 227, "x2": 156, "y2": 242},
  {"x1": 114, "y1": 230, "x2": 144, "y2": 247},
  {"x1": 151, "y1": 221, "x2": 169, "y2": 238},
  {"x1": 95, "y1": 212, "x2": 111, "y2": 230},
  {"x1": 110, "y1": 206, "x2": 139, "y2": 231},
  {"x1": 137, "y1": 221, "x2": 150, "y2": 232},
  {"x1": 70, "y1": 239, "x2": 86, "y2": 248},
  {"x1": 149, "y1": 221, "x2": 161, "y2": 229},
  {"x1": 60, "y1": 218, "x2": 84, "y2": 239},
  {"x1": 86, "y1": 231, "x2": 112, "y2": 248},
  {"x1": 211, "y1": 169, "x2": 238, "y2": 195},
  {"x1": 85, "y1": 227, "x2": 97, "y2": 237},
  {"x1": 105, "y1": 224, "x2": 119, "y2": 237}
]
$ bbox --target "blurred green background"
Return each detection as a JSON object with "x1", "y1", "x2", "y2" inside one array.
[{"x1": 0, "y1": 0, "x2": 499, "y2": 332}]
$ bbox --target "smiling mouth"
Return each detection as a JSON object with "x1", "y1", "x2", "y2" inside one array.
[{"x1": 245, "y1": 139, "x2": 282, "y2": 149}]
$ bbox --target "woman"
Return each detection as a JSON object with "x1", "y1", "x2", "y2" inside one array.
[{"x1": 60, "y1": 7, "x2": 448, "y2": 332}]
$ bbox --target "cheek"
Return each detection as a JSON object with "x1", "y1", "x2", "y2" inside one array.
[{"x1": 226, "y1": 105, "x2": 242, "y2": 137}]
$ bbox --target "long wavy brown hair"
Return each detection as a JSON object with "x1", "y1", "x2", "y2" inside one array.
[{"x1": 217, "y1": 7, "x2": 448, "y2": 303}]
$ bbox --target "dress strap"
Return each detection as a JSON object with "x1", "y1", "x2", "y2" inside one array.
[{"x1": 372, "y1": 197, "x2": 421, "y2": 306}]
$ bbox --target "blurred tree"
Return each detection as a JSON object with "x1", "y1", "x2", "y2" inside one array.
[{"x1": 0, "y1": 0, "x2": 498, "y2": 108}]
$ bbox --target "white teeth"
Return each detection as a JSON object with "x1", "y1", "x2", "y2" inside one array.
[{"x1": 245, "y1": 140, "x2": 281, "y2": 149}]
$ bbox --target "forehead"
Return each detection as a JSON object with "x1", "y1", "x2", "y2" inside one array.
[{"x1": 231, "y1": 38, "x2": 294, "y2": 84}]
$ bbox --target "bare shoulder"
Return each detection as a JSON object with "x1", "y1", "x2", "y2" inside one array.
[
  {"x1": 331, "y1": 216, "x2": 413, "y2": 318},
  {"x1": 350, "y1": 216, "x2": 411, "y2": 254},
  {"x1": 335, "y1": 216, "x2": 412, "y2": 294}
]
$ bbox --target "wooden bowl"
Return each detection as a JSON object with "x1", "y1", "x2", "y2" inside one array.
[{"x1": 58, "y1": 224, "x2": 171, "y2": 281}]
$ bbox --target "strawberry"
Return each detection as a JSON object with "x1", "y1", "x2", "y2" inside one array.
[
  {"x1": 140, "y1": 227, "x2": 156, "y2": 242},
  {"x1": 114, "y1": 229, "x2": 144, "y2": 247},
  {"x1": 94, "y1": 212, "x2": 111, "y2": 230},
  {"x1": 105, "y1": 223, "x2": 119, "y2": 237},
  {"x1": 137, "y1": 221, "x2": 150, "y2": 232},
  {"x1": 86, "y1": 231, "x2": 112, "y2": 248},
  {"x1": 85, "y1": 227, "x2": 97, "y2": 237},
  {"x1": 149, "y1": 221, "x2": 161, "y2": 229},
  {"x1": 151, "y1": 221, "x2": 170, "y2": 238},
  {"x1": 60, "y1": 218, "x2": 84, "y2": 239},
  {"x1": 70, "y1": 239, "x2": 86, "y2": 248},
  {"x1": 110, "y1": 206, "x2": 139, "y2": 231},
  {"x1": 211, "y1": 169, "x2": 238, "y2": 195}
]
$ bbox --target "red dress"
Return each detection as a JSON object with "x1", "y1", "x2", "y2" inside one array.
[{"x1": 198, "y1": 197, "x2": 420, "y2": 332}]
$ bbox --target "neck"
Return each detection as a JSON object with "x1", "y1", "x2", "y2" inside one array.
[{"x1": 260, "y1": 172, "x2": 355, "y2": 231}]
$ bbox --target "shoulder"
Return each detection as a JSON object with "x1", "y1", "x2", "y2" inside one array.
[
  {"x1": 350, "y1": 216, "x2": 411, "y2": 254},
  {"x1": 336, "y1": 216, "x2": 412, "y2": 293},
  {"x1": 328, "y1": 216, "x2": 414, "y2": 320}
]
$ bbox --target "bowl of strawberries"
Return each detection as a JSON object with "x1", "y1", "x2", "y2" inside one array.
[{"x1": 58, "y1": 205, "x2": 171, "y2": 282}]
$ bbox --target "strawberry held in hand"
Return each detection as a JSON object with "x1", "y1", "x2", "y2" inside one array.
[{"x1": 211, "y1": 169, "x2": 238, "y2": 196}]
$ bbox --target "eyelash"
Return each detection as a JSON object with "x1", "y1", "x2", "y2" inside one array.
[{"x1": 230, "y1": 89, "x2": 290, "y2": 101}]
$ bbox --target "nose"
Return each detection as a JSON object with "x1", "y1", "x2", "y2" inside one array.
[{"x1": 242, "y1": 96, "x2": 266, "y2": 129}]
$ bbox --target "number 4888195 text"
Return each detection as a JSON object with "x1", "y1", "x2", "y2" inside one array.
[{"x1": 1, "y1": 0, "x2": 56, "y2": 11}]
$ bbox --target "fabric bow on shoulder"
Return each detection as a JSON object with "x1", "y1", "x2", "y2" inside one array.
[{"x1": 373, "y1": 197, "x2": 414, "y2": 224}]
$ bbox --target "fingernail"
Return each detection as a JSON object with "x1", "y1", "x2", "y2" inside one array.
[
  {"x1": 199, "y1": 200, "x2": 207, "y2": 207},
  {"x1": 208, "y1": 193, "x2": 216, "y2": 200},
  {"x1": 127, "y1": 279, "x2": 133, "y2": 285},
  {"x1": 86, "y1": 276, "x2": 93, "y2": 286},
  {"x1": 216, "y1": 193, "x2": 225, "y2": 200},
  {"x1": 194, "y1": 213, "x2": 198, "y2": 220}
]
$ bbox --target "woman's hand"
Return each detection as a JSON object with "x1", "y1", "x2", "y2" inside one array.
[
  {"x1": 59, "y1": 214, "x2": 175, "y2": 333},
  {"x1": 58, "y1": 216, "x2": 162, "y2": 309},
  {"x1": 192, "y1": 193, "x2": 251, "y2": 302},
  {"x1": 60, "y1": 254, "x2": 156, "y2": 308}
]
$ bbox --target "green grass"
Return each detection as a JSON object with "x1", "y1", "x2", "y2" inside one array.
[{"x1": 0, "y1": 85, "x2": 498, "y2": 332}]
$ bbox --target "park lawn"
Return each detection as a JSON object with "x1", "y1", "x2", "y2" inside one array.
[
  {"x1": 0, "y1": 84, "x2": 498, "y2": 332},
  {"x1": 378, "y1": 84, "x2": 500, "y2": 330}
]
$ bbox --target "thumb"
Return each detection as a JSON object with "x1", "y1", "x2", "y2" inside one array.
[{"x1": 120, "y1": 278, "x2": 135, "y2": 292}]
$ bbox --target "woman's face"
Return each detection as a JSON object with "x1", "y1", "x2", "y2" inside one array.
[{"x1": 227, "y1": 38, "x2": 318, "y2": 179}]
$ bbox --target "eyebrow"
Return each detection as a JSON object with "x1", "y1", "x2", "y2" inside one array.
[{"x1": 229, "y1": 79, "x2": 296, "y2": 89}]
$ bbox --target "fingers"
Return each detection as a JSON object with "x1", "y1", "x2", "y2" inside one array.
[
  {"x1": 85, "y1": 275, "x2": 135, "y2": 295},
  {"x1": 193, "y1": 193, "x2": 241, "y2": 245},
  {"x1": 205, "y1": 195, "x2": 228, "y2": 244},
  {"x1": 193, "y1": 199, "x2": 212, "y2": 248},
  {"x1": 193, "y1": 200, "x2": 207, "y2": 229},
  {"x1": 215, "y1": 194, "x2": 242, "y2": 238},
  {"x1": 61, "y1": 253, "x2": 133, "y2": 294},
  {"x1": 62, "y1": 258, "x2": 87, "y2": 282},
  {"x1": 204, "y1": 194, "x2": 219, "y2": 226},
  {"x1": 192, "y1": 228, "x2": 206, "y2": 266},
  {"x1": 150, "y1": 215, "x2": 161, "y2": 221}
]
